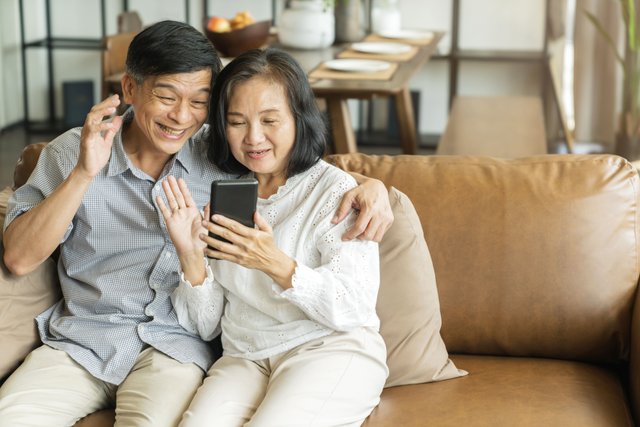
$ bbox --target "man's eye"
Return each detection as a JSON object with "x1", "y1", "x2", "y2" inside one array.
[{"x1": 191, "y1": 100, "x2": 208, "y2": 108}]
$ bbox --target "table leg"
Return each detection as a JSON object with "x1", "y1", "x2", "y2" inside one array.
[
  {"x1": 394, "y1": 88, "x2": 418, "y2": 154},
  {"x1": 326, "y1": 97, "x2": 357, "y2": 154}
]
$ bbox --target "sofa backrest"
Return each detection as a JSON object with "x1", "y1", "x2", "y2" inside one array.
[{"x1": 329, "y1": 153, "x2": 640, "y2": 364}]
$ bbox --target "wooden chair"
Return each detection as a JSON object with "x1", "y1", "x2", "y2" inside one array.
[{"x1": 100, "y1": 31, "x2": 137, "y2": 101}]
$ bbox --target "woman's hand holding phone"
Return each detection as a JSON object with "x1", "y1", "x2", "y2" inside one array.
[{"x1": 203, "y1": 212, "x2": 296, "y2": 289}]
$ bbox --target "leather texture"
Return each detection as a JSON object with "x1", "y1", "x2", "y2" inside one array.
[
  {"x1": 12, "y1": 142, "x2": 48, "y2": 190},
  {"x1": 363, "y1": 354, "x2": 634, "y2": 427},
  {"x1": 329, "y1": 153, "x2": 640, "y2": 363}
]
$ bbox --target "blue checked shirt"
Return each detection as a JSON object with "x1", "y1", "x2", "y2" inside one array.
[{"x1": 4, "y1": 110, "x2": 231, "y2": 384}]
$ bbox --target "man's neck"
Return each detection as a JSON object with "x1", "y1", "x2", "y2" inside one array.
[{"x1": 122, "y1": 125, "x2": 175, "y2": 181}]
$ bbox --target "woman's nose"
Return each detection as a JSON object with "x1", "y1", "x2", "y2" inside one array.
[{"x1": 246, "y1": 123, "x2": 266, "y2": 144}]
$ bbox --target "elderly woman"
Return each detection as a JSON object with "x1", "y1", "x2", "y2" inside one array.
[{"x1": 158, "y1": 48, "x2": 388, "y2": 427}]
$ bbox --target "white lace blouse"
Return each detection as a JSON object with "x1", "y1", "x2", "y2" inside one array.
[{"x1": 171, "y1": 160, "x2": 381, "y2": 360}]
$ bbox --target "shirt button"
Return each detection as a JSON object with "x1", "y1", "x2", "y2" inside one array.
[
  {"x1": 145, "y1": 307, "x2": 154, "y2": 317},
  {"x1": 165, "y1": 252, "x2": 171, "y2": 259}
]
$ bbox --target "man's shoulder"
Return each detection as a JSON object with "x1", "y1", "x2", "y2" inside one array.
[{"x1": 45, "y1": 127, "x2": 82, "y2": 158}]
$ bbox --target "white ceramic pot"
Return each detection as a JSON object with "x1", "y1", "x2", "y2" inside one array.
[{"x1": 278, "y1": 0, "x2": 335, "y2": 49}]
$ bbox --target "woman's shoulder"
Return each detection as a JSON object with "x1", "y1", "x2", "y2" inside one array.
[{"x1": 314, "y1": 160, "x2": 357, "y2": 190}]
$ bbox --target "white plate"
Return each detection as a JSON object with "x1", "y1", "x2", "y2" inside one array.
[
  {"x1": 351, "y1": 42, "x2": 412, "y2": 55},
  {"x1": 378, "y1": 29, "x2": 434, "y2": 40},
  {"x1": 324, "y1": 59, "x2": 391, "y2": 73}
]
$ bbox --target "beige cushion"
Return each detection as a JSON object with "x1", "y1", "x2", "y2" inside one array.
[
  {"x1": 378, "y1": 187, "x2": 466, "y2": 387},
  {"x1": 0, "y1": 186, "x2": 61, "y2": 381},
  {"x1": 0, "y1": 186, "x2": 11, "y2": 231}
]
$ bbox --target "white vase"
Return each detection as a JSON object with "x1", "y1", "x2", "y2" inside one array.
[
  {"x1": 371, "y1": 0, "x2": 402, "y2": 34},
  {"x1": 278, "y1": 0, "x2": 335, "y2": 49}
]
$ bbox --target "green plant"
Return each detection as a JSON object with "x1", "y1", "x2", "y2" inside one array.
[{"x1": 585, "y1": 0, "x2": 639, "y2": 147}]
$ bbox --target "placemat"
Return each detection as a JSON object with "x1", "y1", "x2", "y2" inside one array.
[
  {"x1": 308, "y1": 62, "x2": 398, "y2": 81},
  {"x1": 365, "y1": 32, "x2": 434, "y2": 46},
  {"x1": 337, "y1": 46, "x2": 419, "y2": 62}
]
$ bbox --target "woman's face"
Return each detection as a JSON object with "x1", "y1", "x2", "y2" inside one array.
[{"x1": 225, "y1": 76, "x2": 296, "y2": 185}]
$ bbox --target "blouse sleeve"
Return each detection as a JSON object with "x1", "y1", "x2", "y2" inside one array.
[
  {"x1": 171, "y1": 260, "x2": 225, "y2": 341},
  {"x1": 278, "y1": 175, "x2": 380, "y2": 332}
]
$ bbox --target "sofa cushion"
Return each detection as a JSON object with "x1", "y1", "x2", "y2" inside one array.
[
  {"x1": 330, "y1": 154, "x2": 640, "y2": 364},
  {"x1": 0, "y1": 186, "x2": 10, "y2": 231},
  {"x1": 378, "y1": 187, "x2": 465, "y2": 387},
  {"x1": 363, "y1": 354, "x2": 634, "y2": 427},
  {"x1": 0, "y1": 186, "x2": 61, "y2": 381}
]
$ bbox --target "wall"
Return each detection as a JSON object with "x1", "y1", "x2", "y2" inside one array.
[{"x1": 0, "y1": 0, "x2": 546, "y2": 136}]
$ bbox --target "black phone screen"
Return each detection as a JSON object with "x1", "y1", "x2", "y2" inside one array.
[{"x1": 208, "y1": 178, "x2": 258, "y2": 244}]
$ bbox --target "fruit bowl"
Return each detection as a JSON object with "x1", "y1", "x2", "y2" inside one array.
[{"x1": 204, "y1": 20, "x2": 271, "y2": 58}]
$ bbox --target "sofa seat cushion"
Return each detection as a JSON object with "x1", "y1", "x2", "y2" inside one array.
[{"x1": 363, "y1": 354, "x2": 633, "y2": 427}]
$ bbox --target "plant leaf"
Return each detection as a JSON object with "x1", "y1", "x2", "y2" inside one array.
[
  {"x1": 584, "y1": 9, "x2": 626, "y2": 68},
  {"x1": 626, "y1": 0, "x2": 636, "y2": 50}
]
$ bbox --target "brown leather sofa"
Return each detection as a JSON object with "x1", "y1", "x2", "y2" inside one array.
[{"x1": 3, "y1": 145, "x2": 640, "y2": 426}]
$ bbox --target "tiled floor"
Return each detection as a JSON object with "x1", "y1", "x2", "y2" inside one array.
[{"x1": 0, "y1": 125, "x2": 434, "y2": 189}]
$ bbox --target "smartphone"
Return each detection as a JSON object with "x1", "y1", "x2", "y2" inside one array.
[{"x1": 208, "y1": 178, "x2": 259, "y2": 245}]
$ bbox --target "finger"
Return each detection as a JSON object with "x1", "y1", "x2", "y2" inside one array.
[
  {"x1": 202, "y1": 232, "x2": 239, "y2": 260},
  {"x1": 206, "y1": 220, "x2": 241, "y2": 245},
  {"x1": 156, "y1": 196, "x2": 171, "y2": 219},
  {"x1": 211, "y1": 214, "x2": 253, "y2": 237},
  {"x1": 167, "y1": 176, "x2": 186, "y2": 208},
  {"x1": 341, "y1": 211, "x2": 370, "y2": 241},
  {"x1": 356, "y1": 217, "x2": 382, "y2": 242},
  {"x1": 371, "y1": 223, "x2": 388, "y2": 243},
  {"x1": 86, "y1": 96, "x2": 120, "y2": 125},
  {"x1": 162, "y1": 178, "x2": 178, "y2": 210},
  {"x1": 332, "y1": 193, "x2": 356, "y2": 224},
  {"x1": 178, "y1": 178, "x2": 196, "y2": 208},
  {"x1": 203, "y1": 203, "x2": 211, "y2": 223},
  {"x1": 253, "y1": 212, "x2": 272, "y2": 233},
  {"x1": 101, "y1": 116, "x2": 123, "y2": 144}
]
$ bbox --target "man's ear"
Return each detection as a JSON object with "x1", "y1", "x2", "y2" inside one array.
[{"x1": 121, "y1": 73, "x2": 135, "y2": 105}]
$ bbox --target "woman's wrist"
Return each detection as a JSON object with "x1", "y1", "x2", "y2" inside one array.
[
  {"x1": 268, "y1": 253, "x2": 297, "y2": 290},
  {"x1": 178, "y1": 250, "x2": 207, "y2": 286}
]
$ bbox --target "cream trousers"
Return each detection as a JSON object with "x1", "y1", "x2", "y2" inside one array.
[
  {"x1": 0, "y1": 345, "x2": 204, "y2": 427},
  {"x1": 179, "y1": 327, "x2": 389, "y2": 427}
]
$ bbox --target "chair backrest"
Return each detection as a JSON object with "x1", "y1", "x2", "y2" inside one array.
[{"x1": 101, "y1": 31, "x2": 137, "y2": 100}]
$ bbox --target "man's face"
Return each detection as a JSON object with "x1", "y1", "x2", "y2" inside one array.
[{"x1": 122, "y1": 70, "x2": 212, "y2": 155}]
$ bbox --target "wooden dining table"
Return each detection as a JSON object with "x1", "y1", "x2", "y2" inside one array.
[{"x1": 273, "y1": 32, "x2": 444, "y2": 154}]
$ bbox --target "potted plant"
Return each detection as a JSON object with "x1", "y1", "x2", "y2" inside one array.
[{"x1": 585, "y1": 0, "x2": 639, "y2": 159}]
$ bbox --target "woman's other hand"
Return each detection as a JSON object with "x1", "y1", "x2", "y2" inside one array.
[
  {"x1": 157, "y1": 176, "x2": 207, "y2": 284},
  {"x1": 204, "y1": 211, "x2": 296, "y2": 289}
]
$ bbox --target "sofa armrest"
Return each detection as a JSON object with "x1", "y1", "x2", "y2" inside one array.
[
  {"x1": 13, "y1": 142, "x2": 48, "y2": 190},
  {"x1": 630, "y1": 278, "x2": 640, "y2": 420}
]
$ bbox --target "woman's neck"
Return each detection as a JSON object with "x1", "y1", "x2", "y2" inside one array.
[{"x1": 256, "y1": 173, "x2": 286, "y2": 199}]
